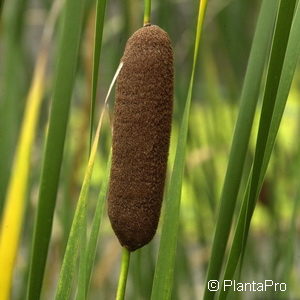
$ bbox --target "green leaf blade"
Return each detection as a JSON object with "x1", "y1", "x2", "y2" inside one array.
[
  {"x1": 89, "y1": 0, "x2": 107, "y2": 149},
  {"x1": 220, "y1": 1, "x2": 300, "y2": 298},
  {"x1": 26, "y1": 0, "x2": 86, "y2": 298},
  {"x1": 203, "y1": 0, "x2": 280, "y2": 298},
  {"x1": 150, "y1": 1, "x2": 208, "y2": 299}
]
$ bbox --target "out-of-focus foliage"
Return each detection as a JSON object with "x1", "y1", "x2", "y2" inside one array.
[{"x1": 0, "y1": 0, "x2": 300, "y2": 299}]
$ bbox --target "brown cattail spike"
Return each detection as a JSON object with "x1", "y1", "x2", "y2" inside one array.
[{"x1": 108, "y1": 25, "x2": 174, "y2": 251}]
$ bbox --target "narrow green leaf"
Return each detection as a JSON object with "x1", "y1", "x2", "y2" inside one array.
[
  {"x1": 0, "y1": 2, "x2": 60, "y2": 298},
  {"x1": 241, "y1": 0, "x2": 297, "y2": 260},
  {"x1": 26, "y1": 0, "x2": 86, "y2": 298},
  {"x1": 76, "y1": 1, "x2": 108, "y2": 298},
  {"x1": 89, "y1": 0, "x2": 107, "y2": 149},
  {"x1": 56, "y1": 62, "x2": 122, "y2": 300},
  {"x1": 76, "y1": 218, "x2": 88, "y2": 300},
  {"x1": 55, "y1": 108, "x2": 106, "y2": 300},
  {"x1": 220, "y1": 2, "x2": 300, "y2": 297},
  {"x1": 75, "y1": 152, "x2": 111, "y2": 299},
  {"x1": 85, "y1": 153, "x2": 111, "y2": 294},
  {"x1": 203, "y1": 1, "x2": 279, "y2": 298},
  {"x1": 150, "y1": 1, "x2": 208, "y2": 299},
  {"x1": 219, "y1": 1, "x2": 297, "y2": 296},
  {"x1": 218, "y1": 175, "x2": 251, "y2": 300},
  {"x1": 0, "y1": 0, "x2": 28, "y2": 216},
  {"x1": 262, "y1": 1, "x2": 300, "y2": 182}
]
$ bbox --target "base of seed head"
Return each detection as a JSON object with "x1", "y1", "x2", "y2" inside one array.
[{"x1": 108, "y1": 25, "x2": 174, "y2": 251}]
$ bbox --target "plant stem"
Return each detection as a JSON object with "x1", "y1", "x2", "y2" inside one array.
[
  {"x1": 143, "y1": 0, "x2": 151, "y2": 25},
  {"x1": 116, "y1": 248, "x2": 131, "y2": 300}
]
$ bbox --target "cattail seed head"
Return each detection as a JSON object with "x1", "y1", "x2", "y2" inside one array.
[{"x1": 108, "y1": 25, "x2": 174, "y2": 251}]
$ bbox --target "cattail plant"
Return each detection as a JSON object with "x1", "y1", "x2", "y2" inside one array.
[
  {"x1": 2, "y1": 0, "x2": 300, "y2": 298},
  {"x1": 106, "y1": 1, "x2": 174, "y2": 298},
  {"x1": 108, "y1": 24, "x2": 174, "y2": 251}
]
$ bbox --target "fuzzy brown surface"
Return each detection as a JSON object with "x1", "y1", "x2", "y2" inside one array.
[{"x1": 108, "y1": 25, "x2": 174, "y2": 251}]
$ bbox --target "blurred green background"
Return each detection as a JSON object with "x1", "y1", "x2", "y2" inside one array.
[{"x1": 1, "y1": 0, "x2": 300, "y2": 299}]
